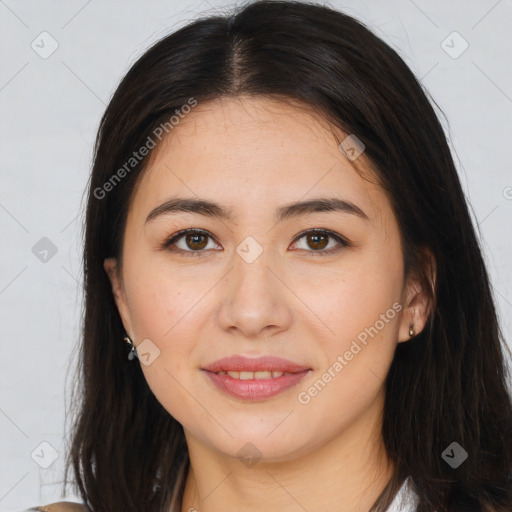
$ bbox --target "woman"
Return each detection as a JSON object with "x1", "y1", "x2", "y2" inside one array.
[{"x1": 28, "y1": 1, "x2": 512, "y2": 511}]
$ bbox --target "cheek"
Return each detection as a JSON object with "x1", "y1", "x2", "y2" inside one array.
[
  {"x1": 123, "y1": 256, "x2": 204, "y2": 355},
  {"x1": 293, "y1": 266, "x2": 400, "y2": 431},
  {"x1": 301, "y1": 256, "x2": 401, "y2": 344},
  {"x1": 124, "y1": 257, "x2": 194, "y2": 340},
  {"x1": 125, "y1": 266, "x2": 202, "y2": 423}
]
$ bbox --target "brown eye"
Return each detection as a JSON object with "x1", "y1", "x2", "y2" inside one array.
[
  {"x1": 305, "y1": 232, "x2": 329, "y2": 250},
  {"x1": 291, "y1": 229, "x2": 350, "y2": 255},
  {"x1": 162, "y1": 229, "x2": 220, "y2": 256},
  {"x1": 185, "y1": 232, "x2": 208, "y2": 250},
  {"x1": 163, "y1": 228, "x2": 350, "y2": 257}
]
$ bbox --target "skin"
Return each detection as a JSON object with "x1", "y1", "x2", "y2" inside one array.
[{"x1": 105, "y1": 96, "x2": 431, "y2": 512}]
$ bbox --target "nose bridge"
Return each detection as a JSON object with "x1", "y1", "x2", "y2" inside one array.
[
  {"x1": 234, "y1": 240, "x2": 273, "y2": 296},
  {"x1": 216, "y1": 238, "x2": 292, "y2": 337}
]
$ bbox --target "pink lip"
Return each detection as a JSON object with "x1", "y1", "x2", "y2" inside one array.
[
  {"x1": 201, "y1": 355, "x2": 311, "y2": 401},
  {"x1": 202, "y1": 355, "x2": 310, "y2": 373}
]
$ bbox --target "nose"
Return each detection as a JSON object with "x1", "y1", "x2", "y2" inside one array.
[{"x1": 216, "y1": 248, "x2": 293, "y2": 340}]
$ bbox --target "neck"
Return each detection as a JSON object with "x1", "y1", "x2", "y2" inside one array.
[{"x1": 179, "y1": 394, "x2": 394, "y2": 512}]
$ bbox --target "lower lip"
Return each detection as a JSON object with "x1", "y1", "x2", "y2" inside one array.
[{"x1": 202, "y1": 370, "x2": 311, "y2": 401}]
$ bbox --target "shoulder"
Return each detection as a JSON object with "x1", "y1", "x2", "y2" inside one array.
[{"x1": 26, "y1": 502, "x2": 89, "y2": 512}]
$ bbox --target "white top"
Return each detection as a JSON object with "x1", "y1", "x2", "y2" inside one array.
[{"x1": 386, "y1": 477, "x2": 420, "y2": 511}]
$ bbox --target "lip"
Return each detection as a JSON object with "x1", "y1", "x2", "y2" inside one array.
[
  {"x1": 202, "y1": 355, "x2": 311, "y2": 373},
  {"x1": 201, "y1": 355, "x2": 311, "y2": 401}
]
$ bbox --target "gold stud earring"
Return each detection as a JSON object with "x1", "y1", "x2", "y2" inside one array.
[{"x1": 409, "y1": 325, "x2": 415, "y2": 338}]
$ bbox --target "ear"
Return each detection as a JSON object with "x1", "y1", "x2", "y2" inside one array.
[
  {"x1": 398, "y1": 248, "x2": 436, "y2": 343},
  {"x1": 104, "y1": 257, "x2": 134, "y2": 338}
]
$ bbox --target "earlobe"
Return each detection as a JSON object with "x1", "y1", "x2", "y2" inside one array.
[
  {"x1": 398, "y1": 292, "x2": 427, "y2": 343},
  {"x1": 398, "y1": 248, "x2": 436, "y2": 343}
]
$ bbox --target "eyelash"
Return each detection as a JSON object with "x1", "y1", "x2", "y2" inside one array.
[{"x1": 161, "y1": 228, "x2": 351, "y2": 257}]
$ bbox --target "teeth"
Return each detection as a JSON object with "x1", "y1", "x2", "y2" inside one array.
[
  {"x1": 216, "y1": 370, "x2": 286, "y2": 379},
  {"x1": 255, "y1": 371, "x2": 272, "y2": 379}
]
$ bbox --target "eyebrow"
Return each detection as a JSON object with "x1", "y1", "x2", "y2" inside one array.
[{"x1": 145, "y1": 196, "x2": 370, "y2": 224}]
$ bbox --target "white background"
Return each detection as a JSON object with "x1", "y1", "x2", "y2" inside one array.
[{"x1": 1, "y1": 0, "x2": 511, "y2": 509}]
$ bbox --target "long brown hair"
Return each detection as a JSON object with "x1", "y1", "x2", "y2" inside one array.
[{"x1": 64, "y1": 1, "x2": 512, "y2": 510}]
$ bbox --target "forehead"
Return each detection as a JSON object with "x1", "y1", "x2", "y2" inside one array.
[{"x1": 130, "y1": 96, "x2": 388, "y2": 225}]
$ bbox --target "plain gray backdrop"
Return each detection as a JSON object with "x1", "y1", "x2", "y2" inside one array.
[{"x1": 1, "y1": 0, "x2": 511, "y2": 509}]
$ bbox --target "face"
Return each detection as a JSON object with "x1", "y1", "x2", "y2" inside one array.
[{"x1": 105, "y1": 96, "x2": 428, "y2": 465}]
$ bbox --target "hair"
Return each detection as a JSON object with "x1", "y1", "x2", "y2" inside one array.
[{"x1": 63, "y1": 1, "x2": 512, "y2": 511}]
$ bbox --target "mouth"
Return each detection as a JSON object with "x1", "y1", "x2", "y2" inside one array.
[{"x1": 201, "y1": 356, "x2": 312, "y2": 400}]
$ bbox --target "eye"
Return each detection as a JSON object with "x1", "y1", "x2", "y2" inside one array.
[
  {"x1": 161, "y1": 228, "x2": 350, "y2": 257},
  {"x1": 162, "y1": 228, "x2": 221, "y2": 256},
  {"x1": 290, "y1": 229, "x2": 350, "y2": 255}
]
